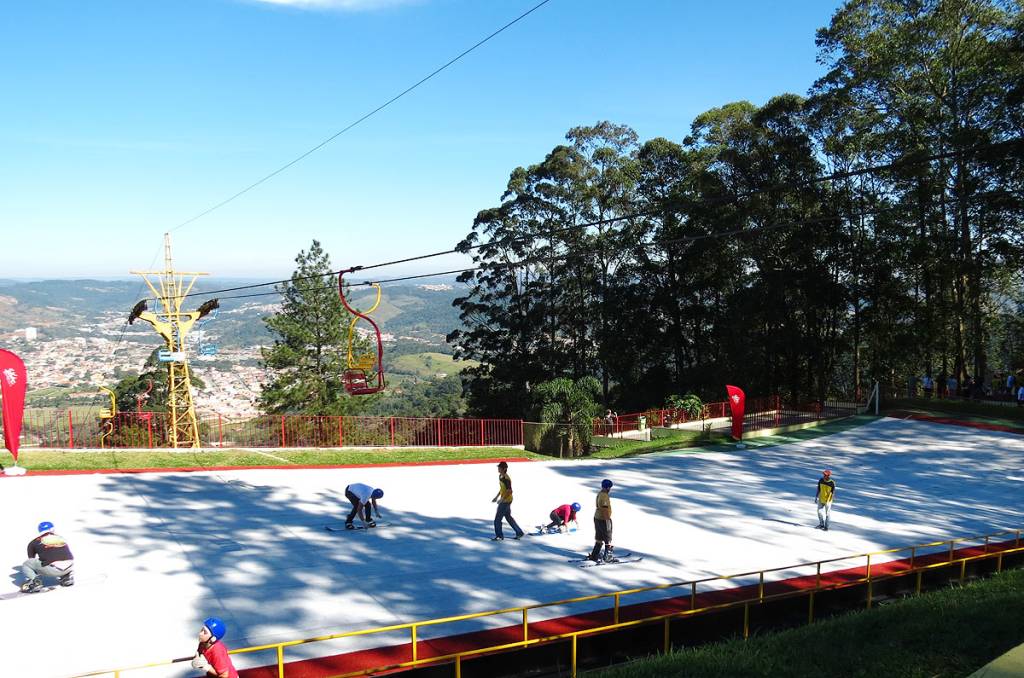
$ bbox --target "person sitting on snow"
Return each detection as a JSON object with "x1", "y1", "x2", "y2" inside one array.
[{"x1": 20, "y1": 521, "x2": 74, "y2": 592}]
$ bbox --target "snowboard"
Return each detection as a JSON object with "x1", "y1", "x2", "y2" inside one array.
[
  {"x1": 325, "y1": 522, "x2": 391, "y2": 532},
  {"x1": 569, "y1": 551, "x2": 644, "y2": 568},
  {"x1": 529, "y1": 525, "x2": 577, "y2": 537}
]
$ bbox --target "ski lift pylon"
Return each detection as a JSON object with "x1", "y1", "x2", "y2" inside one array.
[{"x1": 338, "y1": 271, "x2": 385, "y2": 395}]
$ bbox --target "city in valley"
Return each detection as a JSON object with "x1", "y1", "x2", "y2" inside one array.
[{"x1": 0, "y1": 281, "x2": 462, "y2": 419}]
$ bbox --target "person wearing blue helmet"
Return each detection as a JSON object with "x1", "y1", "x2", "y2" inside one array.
[
  {"x1": 193, "y1": 616, "x2": 238, "y2": 678},
  {"x1": 344, "y1": 482, "x2": 384, "y2": 529},
  {"x1": 19, "y1": 521, "x2": 74, "y2": 593},
  {"x1": 543, "y1": 502, "x2": 581, "y2": 533},
  {"x1": 587, "y1": 479, "x2": 614, "y2": 562}
]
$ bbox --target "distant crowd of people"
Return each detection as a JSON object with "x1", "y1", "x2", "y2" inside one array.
[{"x1": 909, "y1": 370, "x2": 1024, "y2": 405}]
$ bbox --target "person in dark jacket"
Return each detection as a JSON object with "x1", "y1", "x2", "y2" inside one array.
[{"x1": 20, "y1": 521, "x2": 74, "y2": 592}]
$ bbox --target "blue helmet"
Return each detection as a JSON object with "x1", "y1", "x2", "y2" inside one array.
[
  {"x1": 571, "y1": 502, "x2": 581, "y2": 512},
  {"x1": 601, "y1": 479, "x2": 613, "y2": 489},
  {"x1": 371, "y1": 488, "x2": 384, "y2": 500},
  {"x1": 203, "y1": 617, "x2": 227, "y2": 643},
  {"x1": 38, "y1": 521, "x2": 54, "y2": 533}
]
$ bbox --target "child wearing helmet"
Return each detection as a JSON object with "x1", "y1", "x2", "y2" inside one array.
[
  {"x1": 19, "y1": 521, "x2": 74, "y2": 593},
  {"x1": 587, "y1": 479, "x2": 614, "y2": 562},
  {"x1": 815, "y1": 470, "x2": 837, "y2": 530},
  {"x1": 192, "y1": 617, "x2": 239, "y2": 678},
  {"x1": 344, "y1": 483, "x2": 384, "y2": 529},
  {"x1": 544, "y1": 503, "x2": 581, "y2": 533}
]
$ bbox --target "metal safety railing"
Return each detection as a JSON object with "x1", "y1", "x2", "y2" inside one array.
[
  {"x1": 73, "y1": 528, "x2": 1023, "y2": 678},
  {"x1": 9, "y1": 409, "x2": 524, "y2": 450}
]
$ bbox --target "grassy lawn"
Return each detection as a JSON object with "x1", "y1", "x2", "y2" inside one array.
[
  {"x1": 590, "y1": 415, "x2": 878, "y2": 459},
  {"x1": 390, "y1": 351, "x2": 479, "y2": 378},
  {"x1": 589, "y1": 430, "x2": 731, "y2": 458},
  {"x1": 5, "y1": 446, "x2": 543, "y2": 472},
  {"x1": 883, "y1": 397, "x2": 1024, "y2": 427},
  {"x1": 589, "y1": 568, "x2": 1024, "y2": 678}
]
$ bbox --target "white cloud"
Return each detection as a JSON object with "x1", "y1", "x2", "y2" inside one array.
[{"x1": 247, "y1": 0, "x2": 420, "y2": 10}]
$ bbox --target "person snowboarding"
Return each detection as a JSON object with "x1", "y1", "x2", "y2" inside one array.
[
  {"x1": 19, "y1": 521, "x2": 74, "y2": 592},
  {"x1": 815, "y1": 469, "x2": 836, "y2": 530},
  {"x1": 192, "y1": 616, "x2": 239, "y2": 678},
  {"x1": 587, "y1": 479, "x2": 614, "y2": 562},
  {"x1": 543, "y1": 502, "x2": 581, "y2": 533},
  {"x1": 344, "y1": 483, "x2": 384, "y2": 529},
  {"x1": 492, "y1": 461, "x2": 524, "y2": 540}
]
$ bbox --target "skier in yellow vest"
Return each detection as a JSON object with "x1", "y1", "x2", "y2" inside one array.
[
  {"x1": 491, "y1": 461, "x2": 524, "y2": 540},
  {"x1": 587, "y1": 479, "x2": 614, "y2": 562},
  {"x1": 815, "y1": 469, "x2": 836, "y2": 530}
]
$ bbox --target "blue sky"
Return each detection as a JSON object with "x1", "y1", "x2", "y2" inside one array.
[{"x1": 1, "y1": 0, "x2": 843, "y2": 280}]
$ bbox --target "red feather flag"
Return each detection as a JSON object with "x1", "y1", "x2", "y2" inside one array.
[
  {"x1": 725, "y1": 384, "x2": 745, "y2": 441},
  {"x1": 0, "y1": 349, "x2": 28, "y2": 463}
]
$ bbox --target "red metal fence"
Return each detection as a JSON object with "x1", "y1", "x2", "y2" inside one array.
[
  {"x1": 10, "y1": 409, "x2": 523, "y2": 450},
  {"x1": 592, "y1": 397, "x2": 753, "y2": 436},
  {"x1": 590, "y1": 395, "x2": 862, "y2": 437}
]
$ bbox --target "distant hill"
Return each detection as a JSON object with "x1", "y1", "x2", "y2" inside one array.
[{"x1": 0, "y1": 277, "x2": 467, "y2": 350}]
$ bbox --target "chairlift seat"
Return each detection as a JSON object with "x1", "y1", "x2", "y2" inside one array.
[{"x1": 343, "y1": 369, "x2": 383, "y2": 396}]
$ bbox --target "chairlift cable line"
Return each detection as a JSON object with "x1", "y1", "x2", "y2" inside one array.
[
  {"x1": 190, "y1": 186, "x2": 1024, "y2": 304},
  {"x1": 173, "y1": 137, "x2": 1023, "y2": 302},
  {"x1": 167, "y1": 0, "x2": 555, "y2": 234}
]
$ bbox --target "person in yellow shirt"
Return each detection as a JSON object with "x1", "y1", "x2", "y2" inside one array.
[
  {"x1": 492, "y1": 461, "x2": 524, "y2": 540},
  {"x1": 815, "y1": 469, "x2": 836, "y2": 530},
  {"x1": 587, "y1": 479, "x2": 614, "y2": 562}
]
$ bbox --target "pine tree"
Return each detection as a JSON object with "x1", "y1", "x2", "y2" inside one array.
[{"x1": 259, "y1": 240, "x2": 363, "y2": 415}]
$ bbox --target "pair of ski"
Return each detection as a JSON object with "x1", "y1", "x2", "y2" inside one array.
[
  {"x1": 569, "y1": 551, "x2": 644, "y2": 568},
  {"x1": 529, "y1": 525, "x2": 576, "y2": 537},
  {"x1": 325, "y1": 522, "x2": 391, "y2": 532}
]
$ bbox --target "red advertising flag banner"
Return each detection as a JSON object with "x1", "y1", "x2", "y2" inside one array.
[
  {"x1": 0, "y1": 349, "x2": 28, "y2": 462},
  {"x1": 725, "y1": 384, "x2": 745, "y2": 440}
]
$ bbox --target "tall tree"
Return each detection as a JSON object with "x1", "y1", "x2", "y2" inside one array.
[
  {"x1": 260, "y1": 240, "x2": 363, "y2": 415},
  {"x1": 813, "y1": 0, "x2": 1024, "y2": 387}
]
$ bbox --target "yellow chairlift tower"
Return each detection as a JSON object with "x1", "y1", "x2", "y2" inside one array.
[{"x1": 128, "y1": 234, "x2": 218, "y2": 448}]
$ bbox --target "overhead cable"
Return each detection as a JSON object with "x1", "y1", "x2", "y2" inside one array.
[{"x1": 168, "y1": 0, "x2": 554, "y2": 233}]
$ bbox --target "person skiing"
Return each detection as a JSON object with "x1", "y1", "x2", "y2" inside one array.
[
  {"x1": 587, "y1": 479, "x2": 614, "y2": 562},
  {"x1": 543, "y1": 502, "x2": 581, "y2": 533},
  {"x1": 344, "y1": 483, "x2": 383, "y2": 529},
  {"x1": 491, "y1": 461, "x2": 524, "y2": 540},
  {"x1": 815, "y1": 469, "x2": 837, "y2": 530},
  {"x1": 19, "y1": 521, "x2": 74, "y2": 592},
  {"x1": 192, "y1": 616, "x2": 239, "y2": 678}
]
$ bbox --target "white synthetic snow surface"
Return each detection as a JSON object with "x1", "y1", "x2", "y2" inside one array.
[{"x1": 1, "y1": 417, "x2": 1021, "y2": 678}]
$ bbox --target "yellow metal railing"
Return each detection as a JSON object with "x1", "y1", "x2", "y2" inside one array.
[{"x1": 73, "y1": 528, "x2": 1022, "y2": 678}]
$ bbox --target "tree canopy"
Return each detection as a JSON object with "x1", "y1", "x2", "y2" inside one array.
[{"x1": 450, "y1": 0, "x2": 1024, "y2": 417}]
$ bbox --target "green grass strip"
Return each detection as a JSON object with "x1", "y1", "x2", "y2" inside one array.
[
  {"x1": 7, "y1": 446, "x2": 544, "y2": 472},
  {"x1": 588, "y1": 568, "x2": 1024, "y2": 678},
  {"x1": 885, "y1": 397, "x2": 1024, "y2": 427}
]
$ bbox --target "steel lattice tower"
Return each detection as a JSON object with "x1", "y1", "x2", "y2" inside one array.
[{"x1": 129, "y1": 234, "x2": 211, "y2": 448}]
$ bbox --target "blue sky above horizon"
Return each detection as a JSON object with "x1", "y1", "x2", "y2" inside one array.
[{"x1": 1, "y1": 0, "x2": 843, "y2": 280}]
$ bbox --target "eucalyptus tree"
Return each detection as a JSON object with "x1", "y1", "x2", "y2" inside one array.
[{"x1": 813, "y1": 0, "x2": 1024, "y2": 386}]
